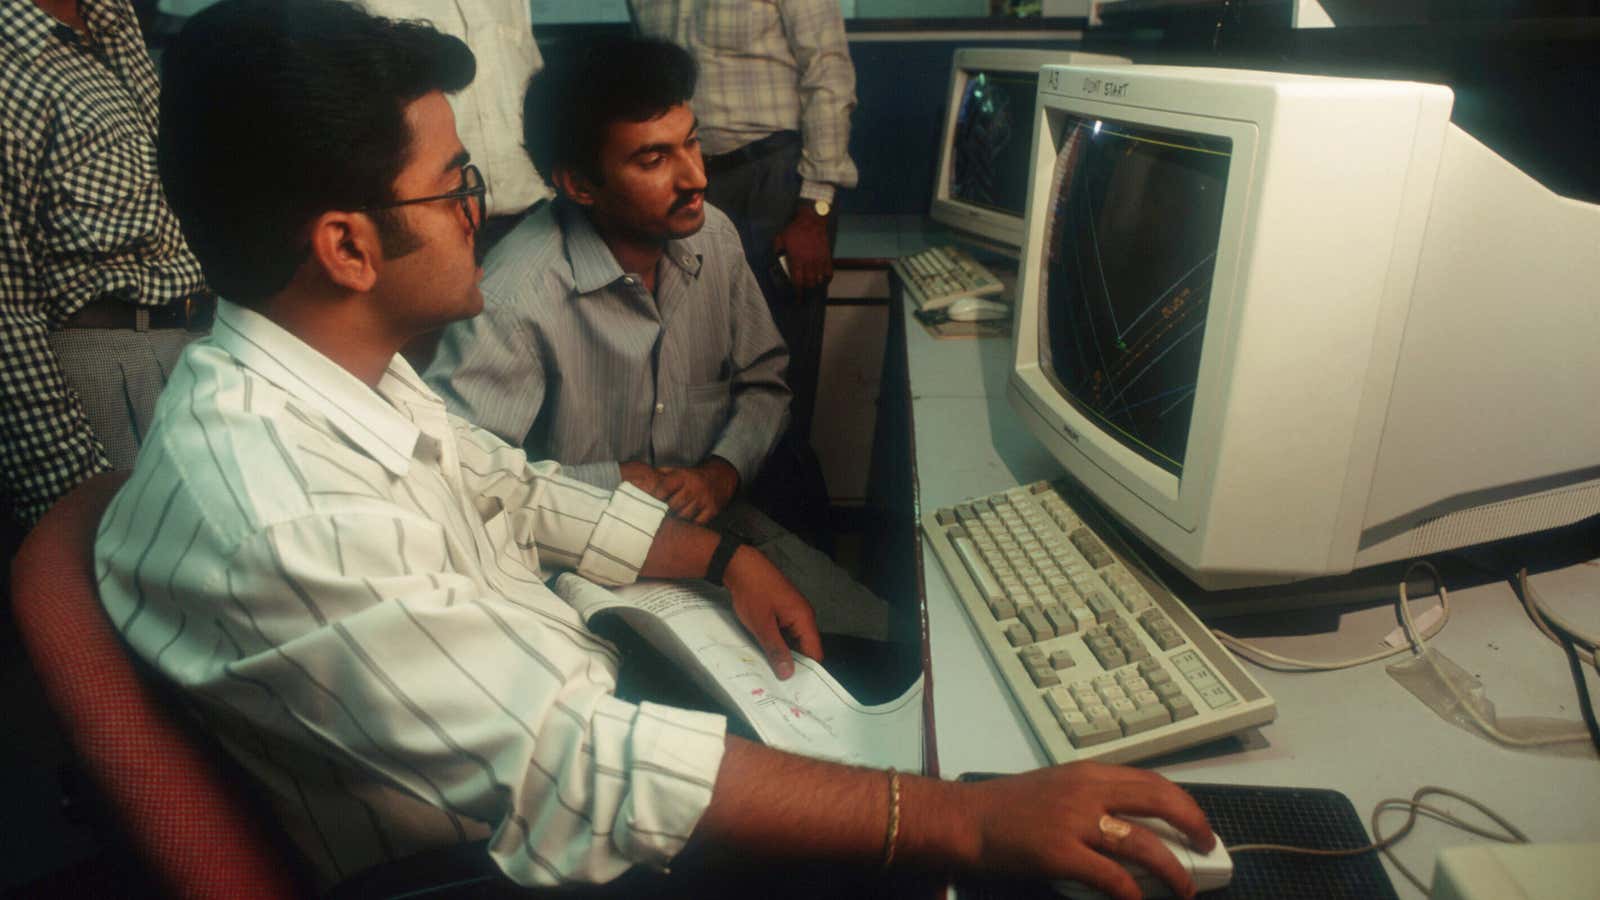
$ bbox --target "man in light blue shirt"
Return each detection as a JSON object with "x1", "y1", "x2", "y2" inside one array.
[{"x1": 426, "y1": 36, "x2": 888, "y2": 641}]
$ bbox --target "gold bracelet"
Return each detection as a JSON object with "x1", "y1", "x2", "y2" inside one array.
[{"x1": 881, "y1": 767, "x2": 902, "y2": 870}]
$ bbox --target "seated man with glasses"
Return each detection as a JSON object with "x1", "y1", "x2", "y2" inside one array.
[{"x1": 97, "y1": 2, "x2": 1216, "y2": 896}]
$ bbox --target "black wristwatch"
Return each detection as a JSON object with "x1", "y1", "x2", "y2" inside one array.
[{"x1": 704, "y1": 533, "x2": 745, "y2": 586}]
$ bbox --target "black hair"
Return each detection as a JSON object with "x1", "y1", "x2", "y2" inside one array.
[
  {"x1": 522, "y1": 36, "x2": 697, "y2": 191},
  {"x1": 157, "y1": 0, "x2": 475, "y2": 305}
]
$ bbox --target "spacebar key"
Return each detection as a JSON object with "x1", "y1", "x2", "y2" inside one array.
[{"x1": 949, "y1": 531, "x2": 1004, "y2": 611}]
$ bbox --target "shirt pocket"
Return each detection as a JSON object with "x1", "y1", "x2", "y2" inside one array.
[
  {"x1": 46, "y1": 135, "x2": 163, "y2": 257},
  {"x1": 691, "y1": 0, "x2": 771, "y2": 52},
  {"x1": 680, "y1": 378, "x2": 733, "y2": 461}
]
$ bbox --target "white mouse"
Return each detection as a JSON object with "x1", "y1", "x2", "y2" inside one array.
[
  {"x1": 1053, "y1": 816, "x2": 1233, "y2": 899},
  {"x1": 944, "y1": 296, "x2": 1010, "y2": 322}
]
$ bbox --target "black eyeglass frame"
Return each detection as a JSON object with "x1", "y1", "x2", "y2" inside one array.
[{"x1": 358, "y1": 163, "x2": 487, "y2": 232}]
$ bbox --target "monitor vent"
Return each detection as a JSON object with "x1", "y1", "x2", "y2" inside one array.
[{"x1": 1409, "y1": 482, "x2": 1600, "y2": 556}]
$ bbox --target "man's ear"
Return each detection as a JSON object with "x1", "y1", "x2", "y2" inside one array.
[
  {"x1": 553, "y1": 166, "x2": 598, "y2": 208},
  {"x1": 305, "y1": 211, "x2": 380, "y2": 294}
]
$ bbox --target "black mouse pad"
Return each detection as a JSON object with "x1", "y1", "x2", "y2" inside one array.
[{"x1": 954, "y1": 779, "x2": 1400, "y2": 900}]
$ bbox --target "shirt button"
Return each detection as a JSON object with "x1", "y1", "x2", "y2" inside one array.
[{"x1": 654, "y1": 402, "x2": 665, "y2": 414}]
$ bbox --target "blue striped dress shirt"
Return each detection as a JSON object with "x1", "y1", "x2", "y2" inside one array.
[{"x1": 426, "y1": 200, "x2": 790, "y2": 491}]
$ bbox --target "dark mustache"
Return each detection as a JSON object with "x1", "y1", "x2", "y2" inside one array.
[{"x1": 669, "y1": 190, "x2": 704, "y2": 214}]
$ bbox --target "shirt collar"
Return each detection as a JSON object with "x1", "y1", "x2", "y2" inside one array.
[
  {"x1": 209, "y1": 301, "x2": 425, "y2": 477},
  {"x1": 557, "y1": 199, "x2": 704, "y2": 295},
  {"x1": 2, "y1": 0, "x2": 115, "y2": 53},
  {"x1": 1, "y1": 0, "x2": 68, "y2": 54}
]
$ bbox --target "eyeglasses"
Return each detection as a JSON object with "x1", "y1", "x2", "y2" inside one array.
[{"x1": 359, "y1": 163, "x2": 487, "y2": 232}]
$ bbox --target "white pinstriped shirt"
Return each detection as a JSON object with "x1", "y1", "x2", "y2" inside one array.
[
  {"x1": 94, "y1": 301, "x2": 727, "y2": 889},
  {"x1": 350, "y1": 0, "x2": 551, "y2": 217},
  {"x1": 426, "y1": 200, "x2": 789, "y2": 491},
  {"x1": 631, "y1": 0, "x2": 859, "y2": 204}
]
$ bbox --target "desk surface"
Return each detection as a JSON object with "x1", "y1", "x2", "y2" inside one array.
[{"x1": 856, "y1": 215, "x2": 1600, "y2": 894}]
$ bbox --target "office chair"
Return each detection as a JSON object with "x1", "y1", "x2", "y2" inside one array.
[{"x1": 11, "y1": 472, "x2": 307, "y2": 899}]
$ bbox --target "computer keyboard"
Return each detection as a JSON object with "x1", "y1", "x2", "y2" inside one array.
[
  {"x1": 924, "y1": 480, "x2": 1277, "y2": 765},
  {"x1": 892, "y1": 244, "x2": 1007, "y2": 311}
]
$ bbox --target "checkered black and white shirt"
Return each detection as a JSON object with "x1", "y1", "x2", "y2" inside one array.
[{"x1": 0, "y1": 0, "x2": 206, "y2": 526}]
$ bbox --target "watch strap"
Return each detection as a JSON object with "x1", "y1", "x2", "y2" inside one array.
[{"x1": 704, "y1": 533, "x2": 745, "y2": 586}]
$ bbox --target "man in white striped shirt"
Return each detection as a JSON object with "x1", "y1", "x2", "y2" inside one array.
[{"x1": 97, "y1": 2, "x2": 1218, "y2": 896}]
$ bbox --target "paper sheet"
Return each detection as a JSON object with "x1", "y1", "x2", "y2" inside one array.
[{"x1": 559, "y1": 576, "x2": 924, "y2": 771}]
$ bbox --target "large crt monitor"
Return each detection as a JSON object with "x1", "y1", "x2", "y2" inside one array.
[
  {"x1": 1010, "y1": 64, "x2": 1600, "y2": 591},
  {"x1": 931, "y1": 49, "x2": 1127, "y2": 249}
]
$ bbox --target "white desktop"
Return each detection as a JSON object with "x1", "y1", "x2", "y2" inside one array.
[{"x1": 1009, "y1": 64, "x2": 1600, "y2": 592}]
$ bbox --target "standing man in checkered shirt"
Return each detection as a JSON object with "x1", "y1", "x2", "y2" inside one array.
[
  {"x1": 631, "y1": 0, "x2": 857, "y2": 548},
  {"x1": 0, "y1": 0, "x2": 209, "y2": 534}
]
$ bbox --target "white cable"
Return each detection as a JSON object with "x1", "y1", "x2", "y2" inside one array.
[
  {"x1": 1211, "y1": 561, "x2": 1447, "y2": 671},
  {"x1": 1517, "y1": 568, "x2": 1598, "y2": 667},
  {"x1": 1216, "y1": 562, "x2": 1593, "y2": 747}
]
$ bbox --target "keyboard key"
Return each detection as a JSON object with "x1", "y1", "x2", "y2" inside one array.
[
  {"x1": 1070, "y1": 605, "x2": 1095, "y2": 631},
  {"x1": 1094, "y1": 646, "x2": 1127, "y2": 669},
  {"x1": 1166, "y1": 694, "x2": 1198, "y2": 720},
  {"x1": 949, "y1": 531, "x2": 1003, "y2": 608},
  {"x1": 1019, "y1": 606, "x2": 1053, "y2": 642},
  {"x1": 987, "y1": 595, "x2": 1016, "y2": 621},
  {"x1": 1087, "y1": 592, "x2": 1118, "y2": 623},
  {"x1": 1044, "y1": 686, "x2": 1076, "y2": 716},
  {"x1": 1118, "y1": 703, "x2": 1173, "y2": 736},
  {"x1": 1064, "y1": 714, "x2": 1121, "y2": 748},
  {"x1": 1004, "y1": 623, "x2": 1031, "y2": 647},
  {"x1": 1049, "y1": 649, "x2": 1076, "y2": 670},
  {"x1": 1043, "y1": 603, "x2": 1075, "y2": 635}
]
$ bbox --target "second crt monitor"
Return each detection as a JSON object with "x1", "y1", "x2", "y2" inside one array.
[
  {"x1": 931, "y1": 48, "x2": 1127, "y2": 250},
  {"x1": 1010, "y1": 64, "x2": 1600, "y2": 591}
]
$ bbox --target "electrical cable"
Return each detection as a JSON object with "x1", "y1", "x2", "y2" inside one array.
[
  {"x1": 1228, "y1": 785, "x2": 1528, "y2": 895},
  {"x1": 1211, "y1": 561, "x2": 1447, "y2": 671},
  {"x1": 1557, "y1": 628, "x2": 1600, "y2": 755},
  {"x1": 1217, "y1": 561, "x2": 1595, "y2": 749},
  {"x1": 1515, "y1": 568, "x2": 1598, "y2": 667}
]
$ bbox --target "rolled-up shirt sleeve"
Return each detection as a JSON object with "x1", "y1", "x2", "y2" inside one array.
[{"x1": 451, "y1": 417, "x2": 668, "y2": 585}]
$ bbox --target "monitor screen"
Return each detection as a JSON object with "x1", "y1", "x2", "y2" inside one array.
[
  {"x1": 949, "y1": 69, "x2": 1040, "y2": 219},
  {"x1": 1037, "y1": 115, "x2": 1232, "y2": 478}
]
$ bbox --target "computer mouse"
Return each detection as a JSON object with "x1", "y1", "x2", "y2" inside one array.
[
  {"x1": 944, "y1": 296, "x2": 1011, "y2": 322},
  {"x1": 1052, "y1": 817, "x2": 1233, "y2": 899}
]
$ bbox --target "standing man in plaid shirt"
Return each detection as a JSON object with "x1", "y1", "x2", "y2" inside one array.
[
  {"x1": 0, "y1": 0, "x2": 209, "y2": 534},
  {"x1": 631, "y1": 0, "x2": 857, "y2": 547}
]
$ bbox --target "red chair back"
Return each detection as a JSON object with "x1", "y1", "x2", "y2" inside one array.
[{"x1": 11, "y1": 472, "x2": 305, "y2": 899}]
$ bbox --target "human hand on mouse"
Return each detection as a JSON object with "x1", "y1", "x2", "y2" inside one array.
[{"x1": 957, "y1": 762, "x2": 1214, "y2": 900}]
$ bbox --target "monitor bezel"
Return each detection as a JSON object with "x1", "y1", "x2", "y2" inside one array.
[{"x1": 1011, "y1": 90, "x2": 1261, "y2": 534}]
